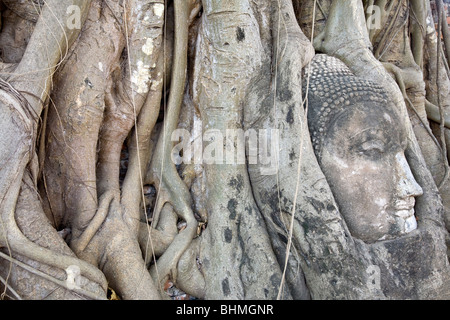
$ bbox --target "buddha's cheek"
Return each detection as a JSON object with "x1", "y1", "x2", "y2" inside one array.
[{"x1": 323, "y1": 159, "x2": 397, "y2": 242}]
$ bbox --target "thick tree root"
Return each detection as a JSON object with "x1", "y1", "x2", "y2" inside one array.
[
  {"x1": 0, "y1": 77, "x2": 106, "y2": 298},
  {"x1": 121, "y1": 53, "x2": 165, "y2": 233},
  {"x1": 145, "y1": 0, "x2": 198, "y2": 296},
  {"x1": 426, "y1": 100, "x2": 450, "y2": 130},
  {"x1": 71, "y1": 190, "x2": 118, "y2": 254}
]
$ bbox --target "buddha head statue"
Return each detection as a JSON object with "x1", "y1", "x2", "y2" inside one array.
[{"x1": 304, "y1": 54, "x2": 423, "y2": 243}]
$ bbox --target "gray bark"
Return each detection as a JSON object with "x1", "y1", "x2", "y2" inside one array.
[{"x1": 192, "y1": 0, "x2": 287, "y2": 300}]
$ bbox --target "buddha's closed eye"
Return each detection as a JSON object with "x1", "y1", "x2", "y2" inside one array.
[{"x1": 359, "y1": 140, "x2": 385, "y2": 156}]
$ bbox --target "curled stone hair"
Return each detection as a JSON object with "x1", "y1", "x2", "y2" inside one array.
[{"x1": 303, "y1": 54, "x2": 391, "y2": 158}]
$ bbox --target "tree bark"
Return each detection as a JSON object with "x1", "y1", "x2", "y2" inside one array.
[{"x1": 1, "y1": 0, "x2": 449, "y2": 300}]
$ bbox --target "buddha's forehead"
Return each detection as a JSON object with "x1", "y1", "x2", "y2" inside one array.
[
  {"x1": 328, "y1": 102, "x2": 404, "y2": 141},
  {"x1": 338, "y1": 102, "x2": 396, "y2": 130}
]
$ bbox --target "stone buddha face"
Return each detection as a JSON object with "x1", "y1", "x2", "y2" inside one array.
[
  {"x1": 306, "y1": 54, "x2": 423, "y2": 243},
  {"x1": 318, "y1": 101, "x2": 423, "y2": 243}
]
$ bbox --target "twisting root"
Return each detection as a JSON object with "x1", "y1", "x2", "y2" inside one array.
[
  {"x1": 71, "y1": 190, "x2": 118, "y2": 254},
  {"x1": 0, "y1": 173, "x2": 108, "y2": 298},
  {"x1": 147, "y1": 0, "x2": 198, "y2": 295},
  {"x1": 121, "y1": 53, "x2": 165, "y2": 234}
]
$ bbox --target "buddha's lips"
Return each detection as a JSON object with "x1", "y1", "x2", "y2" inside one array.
[
  {"x1": 393, "y1": 208, "x2": 415, "y2": 219},
  {"x1": 393, "y1": 198, "x2": 416, "y2": 219}
]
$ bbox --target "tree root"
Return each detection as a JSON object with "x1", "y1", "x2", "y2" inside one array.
[
  {"x1": 426, "y1": 100, "x2": 450, "y2": 129},
  {"x1": 8, "y1": 0, "x2": 92, "y2": 116},
  {"x1": 0, "y1": 251, "x2": 105, "y2": 300},
  {"x1": 373, "y1": 0, "x2": 404, "y2": 60},
  {"x1": 382, "y1": 62, "x2": 450, "y2": 190},
  {"x1": 382, "y1": 62, "x2": 443, "y2": 149},
  {"x1": 2, "y1": 0, "x2": 43, "y2": 23},
  {"x1": 0, "y1": 0, "x2": 197, "y2": 300},
  {"x1": 0, "y1": 81, "x2": 106, "y2": 298},
  {"x1": 71, "y1": 190, "x2": 118, "y2": 254},
  {"x1": 95, "y1": 199, "x2": 161, "y2": 300},
  {"x1": 175, "y1": 237, "x2": 206, "y2": 299},
  {"x1": 0, "y1": 174, "x2": 108, "y2": 298},
  {"x1": 1, "y1": 225, "x2": 108, "y2": 297},
  {"x1": 410, "y1": 0, "x2": 426, "y2": 68},
  {"x1": 121, "y1": 53, "x2": 164, "y2": 233},
  {"x1": 138, "y1": 220, "x2": 176, "y2": 260},
  {"x1": 145, "y1": 0, "x2": 198, "y2": 295}
]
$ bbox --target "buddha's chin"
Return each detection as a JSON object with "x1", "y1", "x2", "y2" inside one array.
[
  {"x1": 393, "y1": 211, "x2": 418, "y2": 235},
  {"x1": 375, "y1": 211, "x2": 418, "y2": 242},
  {"x1": 403, "y1": 215, "x2": 418, "y2": 233}
]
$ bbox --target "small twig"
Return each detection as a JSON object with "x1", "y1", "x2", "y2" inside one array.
[
  {"x1": 0, "y1": 274, "x2": 22, "y2": 300},
  {"x1": 374, "y1": 0, "x2": 402, "y2": 59},
  {"x1": 316, "y1": 0, "x2": 327, "y2": 20}
]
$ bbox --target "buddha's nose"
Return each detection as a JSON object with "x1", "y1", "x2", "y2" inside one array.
[{"x1": 394, "y1": 152, "x2": 423, "y2": 199}]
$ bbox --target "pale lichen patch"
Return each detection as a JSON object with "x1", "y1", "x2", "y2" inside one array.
[
  {"x1": 153, "y1": 3, "x2": 164, "y2": 18},
  {"x1": 142, "y1": 38, "x2": 154, "y2": 56},
  {"x1": 131, "y1": 60, "x2": 151, "y2": 94}
]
